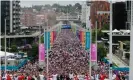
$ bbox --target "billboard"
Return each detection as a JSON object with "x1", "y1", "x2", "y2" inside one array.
[
  {"x1": 91, "y1": 44, "x2": 97, "y2": 62},
  {"x1": 44, "y1": 32, "x2": 50, "y2": 49},
  {"x1": 62, "y1": 24, "x2": 71, "y2": 29},
  {"x1": 85, "y1": 32, "x2": 90, "y2": 49},
  {"x1": 39, "y1": 44, "x2": 45, "y2": 61}
]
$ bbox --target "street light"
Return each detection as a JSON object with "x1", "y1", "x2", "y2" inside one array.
[
  {"x1": 86, "y1": 1, "x2": 92, "y2": 77},
  {"x1": 109, "y1": 2, "x2": 113, "y2": 80},
  {"x1": 4, "y1": 18, "x2": 7, "y2": 74},
  {"x1": 129, "y1": 1, "x2": 133, "y2": 80}
]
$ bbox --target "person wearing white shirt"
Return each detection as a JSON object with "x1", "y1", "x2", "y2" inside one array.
[
  {"x1": 78, "y1": 75, "x2": 84, "y2": 80},
  {"x1": 69, "y1": 73, "x2": 74, "y2": 80},
  {"x1": 33, "y1": 75, "x2": 37, "y2": 80},
  {"x1": 39, "y1": 73, "x2": 44, "y2": 80},
  {"x1": 112, "y1": 73, "x2": 116, "y2": 80},
  {"x1": 52, "y1": 74, "x2": 57, "y2": 80},
  {"x1": 91, "y1": 76, "x2": 94, "y2": 80},
  {"x1": 94, "y1": 74, "x2": 99, "y2": 80}
]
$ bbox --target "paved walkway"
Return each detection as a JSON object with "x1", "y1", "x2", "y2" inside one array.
[{"x1": 107, "y1": 54, "x2": 128, "y2": 67}]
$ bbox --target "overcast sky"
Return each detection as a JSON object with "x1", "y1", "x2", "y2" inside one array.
[
  {"x1": 20, "y1": 0, "x2": 83, "y2": 7},
  {"x1": 20, "y1": 0, "x2": 127, "y2": 7}
]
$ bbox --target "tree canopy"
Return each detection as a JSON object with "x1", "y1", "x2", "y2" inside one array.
[
  {"x1": 97, "y1": 43, "x2": 107, "y2": 60},
  {"x1": 28, "y1": 43, "x2": 38, "y2": 57},
  {"x1": 10, "y1": 45, "x2": 18, "y2": 52}
]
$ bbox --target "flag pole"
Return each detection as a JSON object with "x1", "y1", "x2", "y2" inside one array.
[{"x1": 89, "y1": 26, "x2": 92, "y2": 78}]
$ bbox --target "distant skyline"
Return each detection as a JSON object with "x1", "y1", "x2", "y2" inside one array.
[
  {"x1": 20, "y1": 0, "x2": 127, "y2": 7},
  {"x1": 20, "y1": 1, "x2": 83, "y2": 7}
]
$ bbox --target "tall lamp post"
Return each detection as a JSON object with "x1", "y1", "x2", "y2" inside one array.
[
  {"x1": 4, "y1": 18, "x2": 7, "y2": 74},
  {"x1": 129, "y1": 1, "x2": 133, "y2": 80},
  {"x1": 109, "y1": 2, "x2": 113, "y2": 80},
  {"x1": 86, "y1": 1, "x2": 92, "y2": 77},
  {"x1": 95, "y1": 21, "x2": 97, "y2": 64},
  {"x1": 46, "y1": 19, "x2": 49, "y2": 80}
]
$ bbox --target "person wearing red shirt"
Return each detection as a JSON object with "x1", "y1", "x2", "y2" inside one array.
[
  {"x1": 85, "y1": 73, "x2": 90, "y2": 80},
  {"x1": 18, "y1": 74, "x2": 25, "y2": 80},
  {"x1": 28, "y1": 76, "x2": 32, "y2": 80},
  {"x1": 100, "y1": 73, "x2": 106, "y2": 80},
  {"x1": 6, "y1": 74, "x2": 11, "y2": 80},
  {"x1": 21, "y1": 74, "x2": 25, "y2": 80},
  {"x1": 18, "y1": 75, "x2": 22, "y2": 80},
  {"x1": 74, "y1": 74, "x2": 78, "y2": 80}
]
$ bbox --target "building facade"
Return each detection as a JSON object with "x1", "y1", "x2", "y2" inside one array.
[
  {"x1": 20, "y1": 9, "x2": 36, "y2": 27},
  {"x1": 1, "y1": 0, "x2": 20, "y2": 33},
  {"x1": 81, "y1": 1, "x2": 87, "y2": 24},
  {"x1": 126, "y1": 1, "x2": 131, "y2": 30},
  {"x1": 112, "y1": 2, "x2": 127, "y2": 30},
  {"x1": 90, "y1": 1, "x2": 110, "y2": 29}
]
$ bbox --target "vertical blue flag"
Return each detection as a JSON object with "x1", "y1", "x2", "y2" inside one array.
[
  {"x1": 85, "y1": 32, "x2": 90, "y2": 50},
  {"x1": 44, "y1": 32, "x2": 50, "y2": 49}
]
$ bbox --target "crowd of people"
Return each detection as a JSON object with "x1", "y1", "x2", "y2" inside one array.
[
  {"x1": 91, "y1": 61, "x2": 129, "y2": 80},
  {"x1": 1, "y1": 59, "x2": 46, "y2": 80},
  {"x1": 48, "y1": 29, "x2": 89, "y2": 75},
  {"x1": 0, "y1": 29, "x2": 129, "y2": 80}
]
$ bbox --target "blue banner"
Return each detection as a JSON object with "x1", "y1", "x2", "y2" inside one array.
[
  {"x1": 44, "y1": 32, "x2": 50, "y2": 49},
  {"x1": 85, "y1": 32, "x2": 90, "y2": 50},
  {"x1": 62, "y1": 25, "x2": 71, "y2": 29}
]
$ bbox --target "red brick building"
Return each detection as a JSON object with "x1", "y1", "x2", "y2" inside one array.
[
  {"x1": 20, "y1": 9, "x2": 36, "y2": 27},
  {"x1": 90, "y1": 1, "x2": 110, "y2": 29}
]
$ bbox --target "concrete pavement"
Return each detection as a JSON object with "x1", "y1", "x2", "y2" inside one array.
[{"x1": 107, "y1": 54, "x2": 128, "y2": 67}]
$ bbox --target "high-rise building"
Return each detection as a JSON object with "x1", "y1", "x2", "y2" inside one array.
[
  {"x1": 112, "y1": 2, "x2": 127, "y2": 30},
  {"x1": 1, "y1": 0, "x2": 20, "y2": 33},
  {"x1": 125, "y1": 1, "x2": 131, "y2": 30}
]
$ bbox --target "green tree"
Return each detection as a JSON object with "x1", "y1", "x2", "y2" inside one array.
[
  {"x1": 92, "y1": 29, "x2": 104, "y2": 43},
  {"x1": 102, "y1": 24, "x2": 109, "y2": 30},
  {"x1": 41, "y1": 36, "x2": 44, "y2": 43},
  {"x1": 45, "y1": 4, "x2": 51, "y2": 9},
  {"x1": 82, "y1": 23, "x2": 86, "y2": 28},
  {"x1": 74, "y1": 3, "x2": 81, "y2": 11},
  {"x1": 32, "y1": 5, "x2": 43, "y2": 11},
  {"x1": 97, "y1": 43, "x2": 107, "y2": 60},
  {"x1": 28, "y1": 43, "x2": 38, "y2": 57},
  {"x1": 92, "y1": 29, "x2": 96, "y2": 43},
  {"x1": 11, "y1": 45, "x2": 18, "y2": 52},
  {"x1": 52, "y1": 3, "x2": 60, "y2": 8},
  {"x1": 124, "y1": 41, "x2": 130, "y2": 51}
]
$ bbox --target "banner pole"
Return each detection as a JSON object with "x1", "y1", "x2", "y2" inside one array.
[
  {"x1": 4, "y1": 19, "x2": 7, "y2": 73},
  {"x1": 89, "y1": 29, "x2": 92, "y2": 78},
  {"x1": 46, "y1": 20, "x2": 49, "y2": 80},
  {"x1": 95, "y1": 21, "x2": 97, "y2": 64}
]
